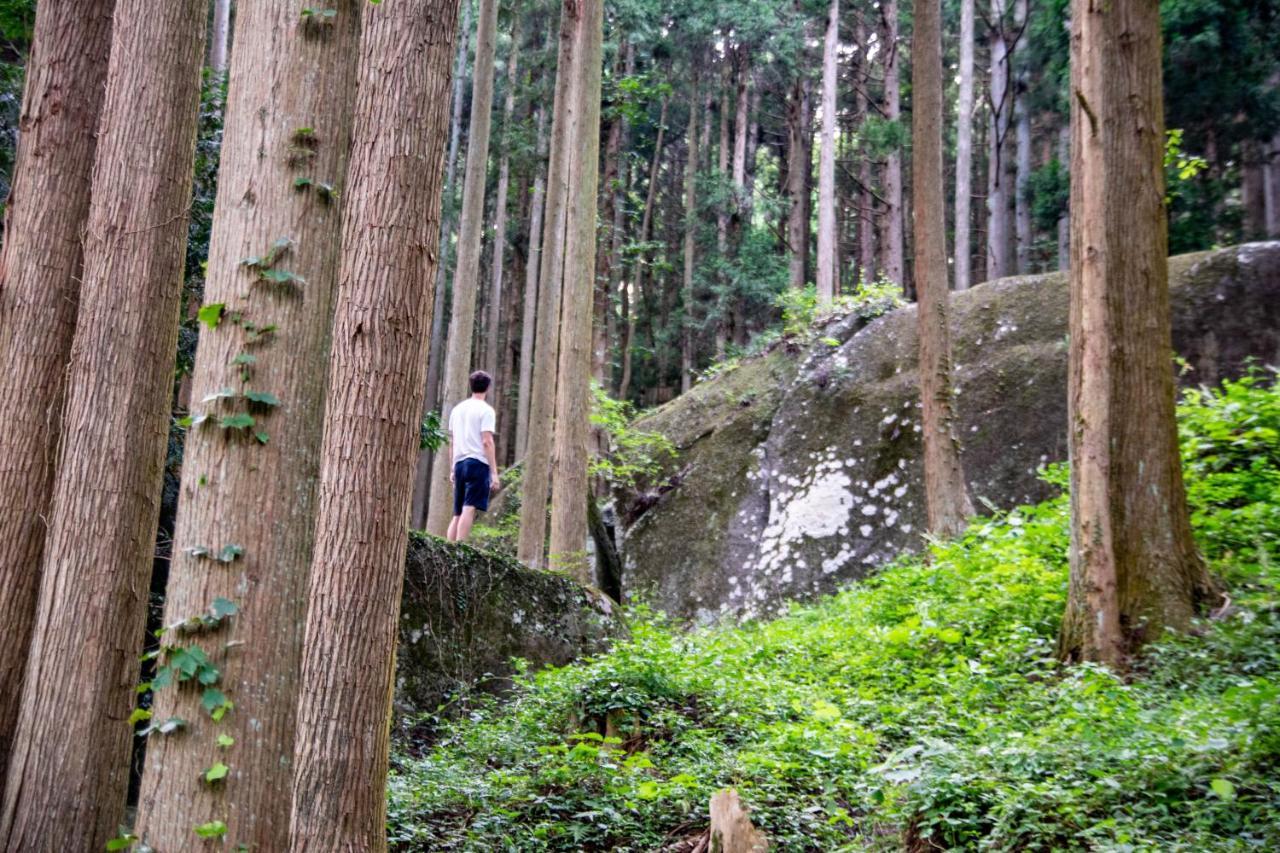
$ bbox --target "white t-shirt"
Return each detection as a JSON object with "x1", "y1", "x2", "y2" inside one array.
[{"x1": 448, "y1": 397, "x2": 496, "y2": 465}]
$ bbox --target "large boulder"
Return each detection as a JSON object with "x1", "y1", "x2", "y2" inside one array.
[
  {"x1": 621, "y1": 243, "x2": 1280, "y2": 622},
  {"x1": 396, "y1": 535, "x2": 622, "y2": 717}
]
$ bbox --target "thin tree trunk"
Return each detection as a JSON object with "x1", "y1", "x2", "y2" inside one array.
[
  {"x1": 913, "y1": 0, "x2": 974, "y2": 537},
  {"x1": 954, "y1": 0, "x2": 975, "y2": 290},
  {"x1": 1265, "y1": 132, "x2": 1280, "y2": 238},
  {"x1": 1013, "y1": 0, "x2": 1032, "y2": 272},
  {"x1": 412, "y1": 0, "x2": 473, "y2": 528},
  {"x1": 547, "y1": 0, "x2": 604, "y2": 579},
  {"x1": 856, "y1": 17, "x2": 876, "y2": 283},
  {"x1": 517, "y1": 2, "x2": 592, "y2": 568},
  {"x1": 882, "y1": 0, "x2": 905, "y2": 288},
  {"x1": 1057, "y1": 123, "x2": 1070, "y2": 269},
  {"x1": 786, "y1": 70, "x2": 811, "y2": 289},
  {"x1": 1057, "y1": 0, "x2": 1214, "y2": 666},
  {"x1": 715, "y1": 73, "x2": 730, "y2": 357},
  {"x1": 0, "y1": 2, "x2": 204, "y2": 847},
  {"x1": 0, "y1": 0, "x2": 112, "y2": 781},
  {"x1": 1241, "y1": 140, "x2": 1267, "y2": 240},
  {"x1": 486, "y1": 18, "x2": 521, "y2": 411},
  {"x1": 134, "y1": 3, "x2": 360, "y2": 847},
  {"x1": 288, "y1": 0, "x2": 457, "y2": 847},
  {"x1": 681, "y1": 81, "x2": 700, "y2": 393},
  {"x1": 619, "y1": 97, "x2": 668, "y2": 401},
  {"x1": 986, "y1": 0, "x2": 1014, "y2": 281},
  {"x1": 816, "y1": 0, "x2": 838, "y2": 302},
  {"x1": 210, "y1": 0, "x2": 231, "y2": 72},
  {"x1": 426, "y1": 0, "x2": 500, "y2": 536},
  {"x1": 516, "y1": 106, "x2": 549, "y2": 459}
]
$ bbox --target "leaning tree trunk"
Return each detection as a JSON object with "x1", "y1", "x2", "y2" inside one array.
[
  {"x1": 288, "y1": 0, "x2": 458, "y2": 848},
  {"x1": 0, "y1": 0, "x2": 112, "y2": 784},
  {"x1": 427, "y1": 0, "x2": 500, "y2": 536},
  {"x1": 816, "y1": 0, "x2": 839, "y2": 302},
  {"x1": 485, "y1": 19, "x2": 522, "y2": 427},
  {"x1": 516, "y1": 1, "x2": 591, "y2": 567},
  {"x1": 516, "y1": 105, "x2": 549, "y2": 459},
  {"x1": 913, "y1": 0, "x2": 974, "y2": 537},
  {"x1": 0, "y1": 2, "x2": 204, "y2": 847},
  {"x1": 681, "y1": 81, "x2": 700, "y2": 393},
  {"x1": 954, "y1": 0, "x2": 975, "y2": 290},
  {"x1": 547, "y1": 0, "x2": 604, "y2": 580},
  {"x1": 1057, "y1": 0, "x2": 1214, "y2": 667},
  {"x1": 134, "y1": 3, "x2": 360, "y2": 849},
  {"x1": 882, "y1": 0, "x2": 905, "y2": 289}
]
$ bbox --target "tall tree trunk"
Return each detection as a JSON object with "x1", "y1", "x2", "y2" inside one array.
[
  {"x1": 412, "y1": 0, "x2": 473, "y2": 528},
  {"x1": 1057, "y1": 123, "x2": 1070, "y2": 269},
  {"x1": 0, "y1": 0, "x2": 112, "y2": 781},
  {"x1": 816, "y1": 0, "x2": 838, "y2": 302},
  {"x1": 1057, "y1": 0, "x2": 1214, "y2": 667},
  {"x1": 882, "y1": 0, "x2": 905, "y2": 288},
  {"x1": 547, "y1": 0, "x2": 604, "y2": 579},
  {"x1": 595, "y1": 60, "x2": 622, "y2": 391},
  {"x1": 681, "y1": 82, "x2": 700, "y2": 393},
  {"x1": 288, "y1": 0, "x2": 457, "y2": 847},
  {"x1": 210, "y1": 0, "x2": 231, "y2": 73},
  {"x1": 516, "y1": 106, "x2": 549, "y2": 459},
  {"x1": 134, "y1": 3, "x2": 360, "y2": 848},
  {"x1": 1265, "y1": 132, "x2": 1280, "y2": 238},
  {"x1": 516, "y1": 2, "x2": 594, "y2": 567},
  {"x1": 986, "y1": 0, "x2": 1015, "y2": 281},
  {"x1": 619, "y1": 98, "x2": 668, "y2": 401},
  {"x1": 786, "y1": 71, "x2": 811, "y2": 289},
  {"x1": 913, "y1": 0, "x2": 974, "y2": 536},
  {"x1": 609, "y1": 42, "x2": 637, "y2": 396},
  {"x1": 856, "y1": 17, "x2": 876, "y2": 283},
  {"x1": 486, "y1": 18, "x2": 521, "y2": 414},
  {"x1": 1241, "y1": 140, "x2": 1267, "y2": 240},
  {"x1": 954, "y1": 0, "x2": 975, "y2": 290},
  {"x1": 714, "y1": 73, "x2": 730, "y2": 357},
  {"x1": 427, "y1": 0, "x2": 500, "y2": 536},
  {"x1": 1013, "y1": 0, "x2": 1032, "y2": 273},
  {"x1": 0, "y1": 2, "x2": 204, "y2": 846}
]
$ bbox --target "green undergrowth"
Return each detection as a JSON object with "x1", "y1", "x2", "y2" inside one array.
[{"x1": 388, "y1": 370, "x2": 1280, "y2": 851}]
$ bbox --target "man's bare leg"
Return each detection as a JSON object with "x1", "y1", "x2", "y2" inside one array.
[
  {"x1": 454, "y1": 506, "x2": 478, "y2": 542},
  {"x1": 446, "y1": 516, "x2": 460, "y2": 541}
]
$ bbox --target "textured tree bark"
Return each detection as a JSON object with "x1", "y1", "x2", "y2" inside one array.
[
  {"x1": 714, "y1": 74, "x2": 730, "y2": 357},
  {"x1": 1265, "y1": 132, "x2": 1280, "y2": 238},
  {"x1": 412, "y1": 0, "x2": 474, "y2": 528},
  {"x1": 0, "y1": 0, "x2": 112, "y2": 784},
  {"x1": 210, "y1": 0, "x2": 231, "y2": 72},
  {"x1": 618, "y1": 98, "x2": 668, "y2": 402},
  {"x1": 681, "y1": 83, "x2": 700, "y2": 394},
  {"x1": 288, "y1": 0, "x2": 457, "y2": 848},
  {"x1": 786, "y1": 69, "x2": 811, "y2": 290},
  {"x1": 485, "y1": 19, "x2": 521, "y2": 418},
  {"x1": 856, "y1": 16, "x2": 876, "y2": 283},
  {"x1": 986, "y1": 0, "x2": 1015, "y2": 282},
  {"x1": 133, "y1": 3, "x2": 360, "y2": 848},
  {"x1": 816, "y1": 0, "x2": 838, "y2": 303},
  {"x1": 595, "y1": 52, "x2": 621, "y2": 392},
  {"x1": 1057, "y1": 0, "x2": 1214, "y2": 667},
  {"x1": 882, "y1": 0, "x2": 905, "y2": 289},
  {"x1": 913, "y1": 0, "x2": 975, "y2": 538},
  {"x1": 516, "y1": 1, "x2": 590, "y2": 567},
  {"x1": 1057, "y1": 124, "x2": 1070, "y2": 269},
  {"x1": 1241, "y1": 140, "x2": 1267, "y2": 240},
  {"x1": 516, "y1": 105, "x2": 549, "y2": 459},
  {"x1": 954, "y1": 0, "x2": 975, "y2": 289},
  {"x1": 547, "y1": 0, "x2": 604, "y2": 580},
  {"x1": 1013, "y1": 0, "x2": 1032, "y2": 273},
  {"x1": 0, "y1": 2, "x2": 204, "y2": 847},
  {"x1": 427, "y1": 0, "x2": 500, "y2": 536}
]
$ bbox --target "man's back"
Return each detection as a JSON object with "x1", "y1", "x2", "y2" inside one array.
[{"x1": 449, "y1": 397, "x2": 496, "y2": 464}]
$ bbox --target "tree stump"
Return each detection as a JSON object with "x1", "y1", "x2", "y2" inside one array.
[{"x1": 709, "y1": 789, "x2": 769, "y2": 852}]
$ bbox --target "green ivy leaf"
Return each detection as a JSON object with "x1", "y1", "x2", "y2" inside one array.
[
  {"x1": 231, "y1": 353, "x2": 257, "y2": 366},
  {"x1": 204, "y1": 761, "x2": 230, "y2": 783},
  {"x1": 128, "y1": 708, "x2": 152, "y2": 727},
  {"x1": 201, "y1": 688, "x2": 231, "y2": 716},
  {"x1": 210, "y1": 597, "x2": 238, "y2": 619},
  {"x1": 105, "y1": 831, "x2": 139, "y2": 851},
  {"x1": 217, "y1": 544, "x2": 244, "y2": 563},
  {"x1": 217, "y1": 734, "x2": 235, "y2": 749},
  {"x1": 193, "y1": 820, "x2": 228, "y2": 839},
  {"x1": 255, "y1": 431, "x2": 270, "y2": 445},
  {"x1": 220, "y1": 413, "x2": 256, "y2": 430},
  {"x1": 1211, "y1": 778, "x2": 1236, "y2": 801},
  {"x1": 257, "y1": 268, "x2": 306, "y2": 288},
  {"x1": 244, "y1": 389, "x2": 281, "y2": 407},
  {"x1": 197, "y1": 303, "x2": 226, "y2": 329},
  {"x1": 293, "y1": 176, "x2": 314, "y2": 190}
]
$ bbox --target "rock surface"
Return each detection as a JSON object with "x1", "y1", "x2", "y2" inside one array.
[
  {"x1": 620, "y1": 243, "x2": 1280, "y2": 622},
  {"x1": 396, "y1": 535, "x2": 622, "y2": 717}
]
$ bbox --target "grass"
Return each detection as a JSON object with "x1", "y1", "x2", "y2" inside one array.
[{"x1": 388, "y1": 370, "x2": 1280, "y2": 851}]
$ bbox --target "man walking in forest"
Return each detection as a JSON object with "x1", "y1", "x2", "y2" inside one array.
[{"x1": 446, "y1": 370, "x2": 501, "y2": 543}]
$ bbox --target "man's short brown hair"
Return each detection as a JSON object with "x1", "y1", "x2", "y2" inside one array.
[{"x1": 469, "y1": 370, "x2": 492, "y2": 394}]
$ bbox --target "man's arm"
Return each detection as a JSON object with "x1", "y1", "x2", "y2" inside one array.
[
  {"x1": 483, "y1": 432, "x2": 499, "y2": 490},
  {"x1": 446, "y1": 436, "x2": 454, "y2": 483}
]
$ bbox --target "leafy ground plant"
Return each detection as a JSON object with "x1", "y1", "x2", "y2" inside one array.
[{"x1": 388, "y1": 371, "x2": 1280, "y2": 851}]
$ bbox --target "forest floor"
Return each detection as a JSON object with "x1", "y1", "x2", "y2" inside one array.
[{"x1": 387, "y1": 371, "x2": 1280, "y2": 852}]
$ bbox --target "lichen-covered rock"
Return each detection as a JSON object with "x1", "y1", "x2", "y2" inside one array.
[
  {"x1": 396, "y1": 535, "x2": 622, "y2": 717},
  {"x1": 622, "y1": 243, "x2": 1280, "y2": 622}
]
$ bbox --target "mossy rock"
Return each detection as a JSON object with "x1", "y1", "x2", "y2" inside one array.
[
  {"x1": 396, "y1": 534, "x2": 623, "y2": 722},
  {"x1": 621, "y1": 243, "x2": 1280, "y2": 623}
]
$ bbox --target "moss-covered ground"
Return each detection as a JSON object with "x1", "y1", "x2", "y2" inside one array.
[{"x1": 388, "y1": 371, "x2": 1280, "y2": 851}]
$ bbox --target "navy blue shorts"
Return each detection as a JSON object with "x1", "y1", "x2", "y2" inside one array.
[{"x1": 453, "y1": 458, "x2": 491, "y2": 515}]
